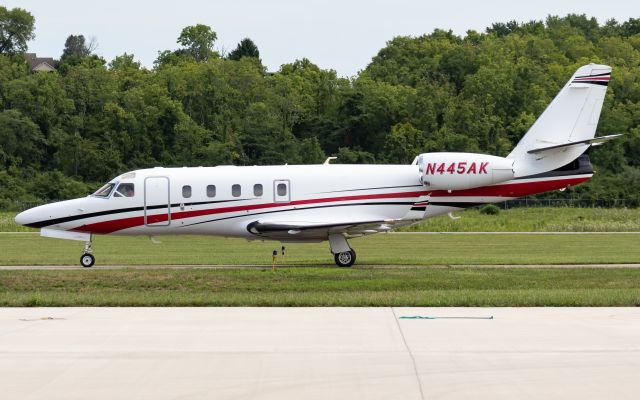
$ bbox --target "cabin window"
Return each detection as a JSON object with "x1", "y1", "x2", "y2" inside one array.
[
  {"x1": 182, "y1": 185, "x2": 192, "y2": 198},
  {"x1": 253, "y1": 184, "x2": 263, "y2": 197},
  {"x1": 114, "y1": 183, "x2": 135, "y2": 197},
  {"x1": 277, "y1": 183, "x2": 287, "y2": 196},
  {"x1": 206, "y1": 185, "x2": 216, "y2": 198},
  {"x1": 232, "y1": 184, "x2": 241, "y2": 197},
  {"x1": 93, "y1": 183, "x2": 115, "y2": 198}
]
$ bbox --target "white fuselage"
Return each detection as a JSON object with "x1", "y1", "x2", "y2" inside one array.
[
  {"x1": 18, "y1": 165, "x2": 422, "y2": 238},
  {"x1": 15, "y1": 163, "x2": 592, "y2": 241}
]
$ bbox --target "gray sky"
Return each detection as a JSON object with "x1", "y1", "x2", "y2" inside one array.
[{"x1": 5, "y1": 0, "x2": 639, "y2": 77}]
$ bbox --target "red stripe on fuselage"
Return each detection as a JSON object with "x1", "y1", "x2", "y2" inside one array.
[
  {"x1": 428, "y1": 176, "x2": 590, "y2": 198},
  {"x1": 71, "y1": 175, "x2": 590, "y2": 234}
]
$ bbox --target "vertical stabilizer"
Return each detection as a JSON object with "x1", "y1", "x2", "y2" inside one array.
[{"x1": 508, "y1": 64, "x2": 611, "y2": 177}]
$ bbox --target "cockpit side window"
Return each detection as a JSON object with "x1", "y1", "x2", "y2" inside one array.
[
  {"x1": 93, "y1": 183, "x2": 115, "y2": 198},
  {"x1": 114, "y1": 183, "x2": 135, "y2": 198}
]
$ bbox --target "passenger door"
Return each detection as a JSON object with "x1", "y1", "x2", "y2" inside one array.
[{"x1": 144, "y1": 176, "x2": 171, "y2": 226}]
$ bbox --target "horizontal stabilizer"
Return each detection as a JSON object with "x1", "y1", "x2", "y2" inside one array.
[{"x1": 527, "y1": 134, "x2": 622, "y2": 155}]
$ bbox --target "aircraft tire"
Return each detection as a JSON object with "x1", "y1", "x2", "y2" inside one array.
[
  {"x1": 80, "y1": 253, "x2": 95, "y2": 268},
  {"x1": 334, "y1": 250, "x2": 356, "y2": 267}
]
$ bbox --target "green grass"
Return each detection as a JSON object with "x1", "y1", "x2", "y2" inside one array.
[
  {"x1": 0, "y1": 268, "x2": 638, "y2": 306},
  {"x1": 1, "y1": 232, "x2": 639, "y2": 265},
  {"x1": 2, "y1": 208, "x2": 639, "y2": 307},
  {"x1": 3, "y1": 207, "x2": 640, "y2": 233},
  {"x1": 400, "y1": 207, "x2": 640, "y2": 232},
  {"x1": 0, "y1": 212, "x2": 35, "y2": 232}
]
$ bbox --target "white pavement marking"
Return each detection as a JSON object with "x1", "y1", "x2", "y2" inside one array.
[{"x1": 0, "y1": 308, "x2": 639, "y2": 400}]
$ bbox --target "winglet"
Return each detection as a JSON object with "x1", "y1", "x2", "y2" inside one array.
[{"x1": 323, "y1": 157, "x2": 337, "y2": 165}]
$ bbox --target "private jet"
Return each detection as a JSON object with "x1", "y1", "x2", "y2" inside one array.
[{"x1": 15, "y1": 64, "x2": 620, "y2": 267}]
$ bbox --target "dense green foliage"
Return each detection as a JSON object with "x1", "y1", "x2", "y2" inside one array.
[
  {"x1": 1, "y1": 9, "x2": 640, "y2": 208},
  {"x1": 0, "y1": 6, "x2": 34, "y2": 54},
  {"x1": 401, "y1": 207, "x2": 640, "y2": 232}
]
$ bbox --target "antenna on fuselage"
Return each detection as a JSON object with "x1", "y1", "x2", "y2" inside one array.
[{"x1": 323, "y1": 157, "x2": 337, "y2": 165}]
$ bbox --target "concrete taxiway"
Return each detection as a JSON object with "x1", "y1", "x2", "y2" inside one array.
[{"x1": 1, "y1": 307, "x2": 639, "y2": 400}]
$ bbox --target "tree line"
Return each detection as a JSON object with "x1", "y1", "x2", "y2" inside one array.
[{"x1": 1, "y1": 6, "x2": 639, "y2": 208}]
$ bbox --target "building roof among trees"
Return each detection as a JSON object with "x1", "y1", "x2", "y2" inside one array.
[{"x1": 24, "y1": 53, "x2": 57, "y2": 72}]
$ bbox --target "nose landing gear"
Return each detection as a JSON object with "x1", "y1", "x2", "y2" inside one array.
[
  {"x1": 80, "y1": 240, "x2": 95, "y2": 268},
  {"x1": 80, "y1": 253, "x2": 95, "y2": 268}
]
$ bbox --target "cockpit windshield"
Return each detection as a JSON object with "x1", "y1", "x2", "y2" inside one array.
[
  {"x1": 114, "y1": 183, "x2": 135, "y2": 197},
  {"x1": 93, "y1": 183, "x2": 115, "y2": 198}
]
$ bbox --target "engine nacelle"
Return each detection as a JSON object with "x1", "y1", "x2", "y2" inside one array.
[{"x1": 417, "y1": 152, "x2": 515, "y2": 191}]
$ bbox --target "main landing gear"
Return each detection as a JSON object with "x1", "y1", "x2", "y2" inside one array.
[
  {"x1": 80, "y1": 240, "x2": 95, "y2": 268},
  {"x1": 334, "y1": 249, "x2": 356, "y2": 268},
  {"x1": 329, "y1": 234, "x2": 356, "y2": 268}
]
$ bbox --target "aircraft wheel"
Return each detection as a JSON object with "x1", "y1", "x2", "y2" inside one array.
[
  {"x1": 334, "y1": 249, "x2": 356, "y2": 267},
  {"x1": 80, "y1": 253, "x2": 95, "y2": 268}
]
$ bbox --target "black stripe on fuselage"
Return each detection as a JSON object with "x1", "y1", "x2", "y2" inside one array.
[
  {"x1": 27, "y1": 184, "x2": 428, "y2": 229},
  {"x1": 316, "y1": 185, "x2": 423, "y2": 194},
  {"x1": 24, "y1": 199, "x2": 247, "y2": 229},
  {"x1": 428, "y1": 202, "x2": 484, "y2": 208}
]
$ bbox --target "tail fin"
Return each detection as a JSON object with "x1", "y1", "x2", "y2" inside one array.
[{"x1": 508, "y1": 64, "x2": 611, "y2": 177}]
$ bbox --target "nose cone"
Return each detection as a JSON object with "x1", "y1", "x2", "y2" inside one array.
[
  {"x1": 15, "y1": 209, "x2": 36, "y2": 227},
  {"x1": 15, "y1": 198, "x2": 89, "y2": 229},
  {"x1": 15, "y1": 203, "x2": 57, "y2": 228}
]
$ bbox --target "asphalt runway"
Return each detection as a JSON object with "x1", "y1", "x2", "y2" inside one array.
[
  {"x1": 1, "y1": 263, "x2": 640, "y2": 269},
  {"x1": 1, "y1": 307, "x2": 638, "y2": 400}
]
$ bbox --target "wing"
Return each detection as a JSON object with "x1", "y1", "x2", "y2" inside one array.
[
  {"x1": 246, "y1": 219, "x2": 401, "y2": 241},
  {"x1": 245, "y1": 194, "x2": 431, "y2": 241}
]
